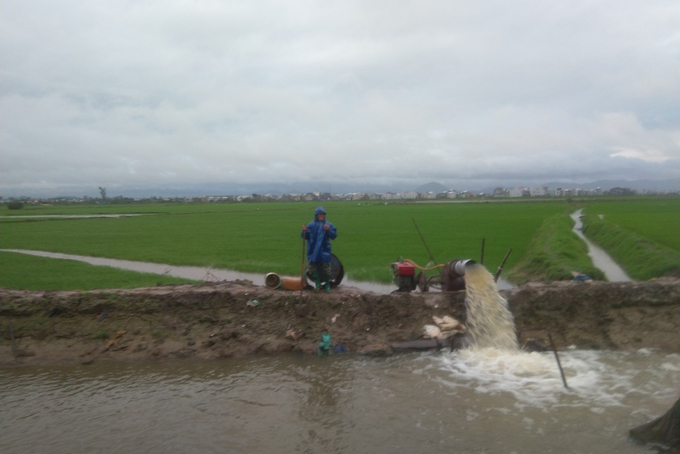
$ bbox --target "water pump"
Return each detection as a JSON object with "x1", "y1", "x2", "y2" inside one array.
[
  {"x1": 392, "y1": 258, "x2": 477, "y2": 292},
  {"x1": 392, "y1": 260, "x2": 416, "y2": 292}
]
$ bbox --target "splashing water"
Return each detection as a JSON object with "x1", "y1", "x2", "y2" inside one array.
[
  {"x1": 463, "y1": 263, "x2": 519, "y2": 351},
  {"x1": 417, "y1": 262, "x2": 679, "y2": 425}
]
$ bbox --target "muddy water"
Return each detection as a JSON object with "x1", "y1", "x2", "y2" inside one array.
[
  {"x1": 0, "y1": 214, "x2": 147, "y2": 219},
  {"x1": 463, "y1": 263, "x2": 519, "y2": 351},
  {"x1": 571, "y1": 210, "x2": 631, "y2": 282},
  {"x1": 0, "y1": 249, "x2": 514, "y2": 293},
  {"x1": 1, "y1": 255, "x2": 675, "y2": 453},
  {"x1": 2, "y1": 351, "x2": 678, "y2": 454}
]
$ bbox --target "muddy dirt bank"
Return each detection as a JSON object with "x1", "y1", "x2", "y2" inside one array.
[{"x1": 1, "y1": 278, "x2": 678, "y2": 366}]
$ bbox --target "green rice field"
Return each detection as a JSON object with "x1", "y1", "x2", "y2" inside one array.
[
  {"x1": 583, "y1": 199, "x2": 680, "y2": 251},
  {"x1": 1, "y1": 197, "x2": 677, "y2": 290},
  {"x1": 0, "y1": 251, "x2": 199, "y2": 290}
]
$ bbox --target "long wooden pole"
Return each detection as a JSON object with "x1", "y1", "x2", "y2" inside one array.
[
  {"x1": 548, "y1": 333, "x2": 569, "y2": 389},
  {"x1": 494, "y1": 248, "x2": 513, "y2": 282},
  {"x1": 300, "y1": 236, "x2": 306, "y2": 299},
  {"x1": 412, "y1": 218, "x2": 437, "y2": 264}
]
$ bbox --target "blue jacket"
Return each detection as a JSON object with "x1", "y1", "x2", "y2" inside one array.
[{"x1": 302, "y1": 206, "x2": 337, "y2": 263}]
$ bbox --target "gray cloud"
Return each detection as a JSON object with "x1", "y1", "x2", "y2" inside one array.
[{"x1": 1, "y1": 0, "x2": 678, "y2": 197}]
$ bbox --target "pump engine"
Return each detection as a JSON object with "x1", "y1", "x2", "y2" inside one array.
[{"x1": 392, "y1": 261, "x2": 417, "y2": 292}]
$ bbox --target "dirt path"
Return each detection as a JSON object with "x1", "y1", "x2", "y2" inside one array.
[{"x1": 1, "y1": 278, "x2": 678, "y2": 366}]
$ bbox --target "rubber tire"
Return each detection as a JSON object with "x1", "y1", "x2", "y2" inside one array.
[{"x1": 306, "y1": 253, "x2": 344, "y2": 288}]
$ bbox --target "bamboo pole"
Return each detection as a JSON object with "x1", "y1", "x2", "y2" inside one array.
[
  {"x1": 548, "y1": 333, "x2": 569, "y2": 389},
  {"x1": 412, "y1": 218, "x2": 437, "y2": 264},
  {"x1": 300, "y1": 236, "x2": 306, "y2": 300},
  {"x1": 494, "y1": 248, "x2": 512, "y2": 282}
]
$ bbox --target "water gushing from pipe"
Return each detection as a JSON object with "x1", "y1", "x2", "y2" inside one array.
[{"x1": 463, "y1": 262, "x2": 519, "y2": 351}]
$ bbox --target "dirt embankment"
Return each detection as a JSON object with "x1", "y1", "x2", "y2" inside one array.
[{"x1": 1, "y1": 278, "x2": 678, "y2": 366}]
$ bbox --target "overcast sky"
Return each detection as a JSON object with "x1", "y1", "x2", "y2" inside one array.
[{"x1": 1, "y1": 0, "x2": 678, "y2": 197}]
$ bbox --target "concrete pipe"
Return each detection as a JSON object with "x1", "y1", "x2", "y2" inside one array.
[
  {"x1": 265, "y1": 273, "x2": 281, "y2": 289},
  {"x1": 265, "y1": 273, "x2": 305, "y2": 290}
]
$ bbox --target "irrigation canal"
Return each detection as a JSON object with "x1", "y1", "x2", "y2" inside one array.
[
  {"x1": 2, "y1": 350, "x2": 678, "y2": 453},
  {"x1": 571, "y1": 209, "x2": 631, "y2": 282}
]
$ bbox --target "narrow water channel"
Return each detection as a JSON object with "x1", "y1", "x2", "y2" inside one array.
[
  {"x1": 0, "y1": 249, "x2": 514, "y2": 292},
  {"x1": 570, "y1": 210, "x2": 631, "y2": 282}
]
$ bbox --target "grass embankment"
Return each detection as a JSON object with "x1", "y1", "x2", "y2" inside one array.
[
  {"x1": 581, "y1": 199, "x2": 680, "y2": 281},
  {"x1": 0, "y1": 251, "x2": 199, "y2": 291},
  {"x1": 580, "y1": 216, "x2": 679, "y2": 281},
  {"x1": 506, "y1": 213, "x2": 606, "y2": 284}
]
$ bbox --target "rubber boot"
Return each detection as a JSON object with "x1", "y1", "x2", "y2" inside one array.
[
  {"x1": 325, "y1": 281, "x2": 331, "y2": 293},
  {"x1": 314, "y1": 274, "x2": 322, "y2": 291}
]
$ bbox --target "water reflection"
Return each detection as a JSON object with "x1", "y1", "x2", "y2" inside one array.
[{"x1": 2, "y1": 352, "x2": 678, "y2": 454}]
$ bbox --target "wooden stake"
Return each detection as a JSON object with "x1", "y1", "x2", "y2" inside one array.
[
  {"x1": 548, "y1": 333, "x2": 569, "y2": 389},
  {"x1": 300, "y1": 236, "x2": 306, "y2": 300},
  {"x1": 494, "y1": 248, "x2": 513, "y2": 282}
]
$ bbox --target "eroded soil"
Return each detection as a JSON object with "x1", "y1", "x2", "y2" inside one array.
[{"x1": 1, "y1": 278, "x2": 678, "y2": 366}]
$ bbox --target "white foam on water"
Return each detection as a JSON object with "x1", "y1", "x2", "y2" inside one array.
[
  {"x1": 430, "y1": 348, "x2": 565, "y2": 408},
  {"x1": 422, "y1": 261, "x2": 680, "y2": 413},
  {"x1": 417, "y1": 349, "x2": 680, "y2": 412},
  {"x1": 660, "y1": 361, "x2": 680, "y2": 372}
]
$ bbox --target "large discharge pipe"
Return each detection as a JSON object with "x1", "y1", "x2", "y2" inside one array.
[
  {"x1": 443, "y1": 259, "x2": 477, "y2": 291},
  {"x1": 451, "y1": 259, "x2": 477, "y2": 276}
]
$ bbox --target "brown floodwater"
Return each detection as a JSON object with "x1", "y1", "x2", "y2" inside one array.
[
  {"x1": 1, "y1": 350, "x2": 678, "y2": 454},
  {"x1": 2, "y1": 245, "x2": 675, "y2": 453}
]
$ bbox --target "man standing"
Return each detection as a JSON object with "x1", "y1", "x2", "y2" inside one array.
[{"x1": 301, "y1": 206, "x2": 338, "y2": 292}]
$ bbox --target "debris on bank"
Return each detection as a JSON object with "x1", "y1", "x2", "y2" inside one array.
[
  {"x1": 1, "y1": 277, "x2": 678, "y2": 366},
  {"x1": 422, "y1": 315, "x2": 466, "y2": 340}
]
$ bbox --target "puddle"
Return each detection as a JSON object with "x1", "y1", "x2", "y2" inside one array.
[
  {"x1": 0, "y1": 249, "x2": 396, "y2": 293},
  {"x1": 1, "y1": 249, "x2": 515, "y2": 294},
  {"x1": 0, "y1": 214, "x2": 148, "y2": 219},
  {"x1": 571, "y1": 210, "x2": 631, "y2": 282}
]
